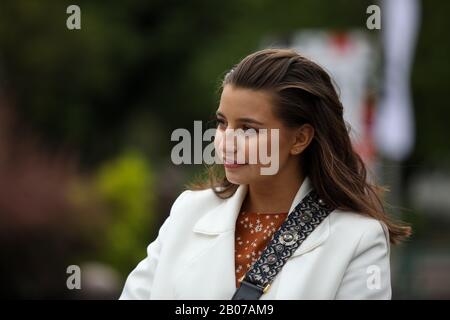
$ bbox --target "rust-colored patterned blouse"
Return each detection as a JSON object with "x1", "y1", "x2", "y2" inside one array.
[{"x1": 234, "y1": 211, "x2": 288, "y2": 288}]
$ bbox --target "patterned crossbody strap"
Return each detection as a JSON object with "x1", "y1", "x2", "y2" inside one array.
[{"x1": 231, "y1": 190, "x2": 335, "y2": 300}]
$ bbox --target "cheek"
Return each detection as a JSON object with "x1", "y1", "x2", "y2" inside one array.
[
  {"x1": 241, "y1": 132, "x2": 279, "y2": 164},
  {"x1": 246, "y1": 135, "x2": 258, "y2": 157},
  {"x1": 260, "y1": 129, "x2": 282, "y2": 156},
  {"x1": 265, "y1": 129, "x2": 291, "y2": 164},
  {"x1": 214, "y1": 129, "x2": 224, "y2": 156},
  {"x1": 277, "y1": 132, "x2": 293, "y2": 159}
]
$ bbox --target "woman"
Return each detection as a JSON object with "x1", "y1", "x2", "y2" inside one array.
[{"x1": 120, "y1": 48, "x2": 411, "y2": 300}]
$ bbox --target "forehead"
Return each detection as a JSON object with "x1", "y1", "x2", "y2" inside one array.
[{"x1": 218, "y1": 85, "x2": 276, "y2": 119}]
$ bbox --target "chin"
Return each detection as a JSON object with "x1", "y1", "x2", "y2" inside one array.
[
  {"x1": 225, "y1": 167, "x2": 259, "y2": 185},
  {"x1": 225, "y1": 175, "x2": 245, "y2": 185},
  {"x1": 225, "y1": 171, "x2": 249, "y2": 185}
]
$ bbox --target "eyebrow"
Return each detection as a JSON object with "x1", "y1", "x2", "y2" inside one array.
[{"x1": 215, "y1": 111, "x2": 264, "y2": 126}]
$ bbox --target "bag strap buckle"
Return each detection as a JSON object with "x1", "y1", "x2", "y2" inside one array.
[{"x1": 232, "y1": 280, "x2": 268, "y2": 300}]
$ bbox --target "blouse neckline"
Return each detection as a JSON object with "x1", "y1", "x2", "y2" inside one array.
[{"x1": 241, "y1": 211, "x2": 288, "y2": 215}]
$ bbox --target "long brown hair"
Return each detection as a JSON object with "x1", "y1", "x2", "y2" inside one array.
[{"x1": 189, "y1": 48, "x2": 411, "y2": 244}]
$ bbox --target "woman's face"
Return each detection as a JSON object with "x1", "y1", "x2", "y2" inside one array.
[{"x1": 214, "y1": 84, "x2": 305, "y2": 185}]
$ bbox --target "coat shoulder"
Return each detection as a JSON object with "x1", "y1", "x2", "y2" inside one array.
[
  {"x1": 173, "y1": 188, "x2": 223, "y2": 206},
  {"x1": 328, "y1": 209, "x2": 390, "y2": 247},
  {"x1": 169, "y1": 188, "x2": 224, "y2": 217}
]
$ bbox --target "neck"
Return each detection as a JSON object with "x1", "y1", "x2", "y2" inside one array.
[{"x1": 242, "y1": 162, "x2": 305, "y2": 214}]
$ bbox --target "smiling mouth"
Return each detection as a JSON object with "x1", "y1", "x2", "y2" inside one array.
[{"x1": 223, "y1": 158, "x2": 247, "y2": 168}]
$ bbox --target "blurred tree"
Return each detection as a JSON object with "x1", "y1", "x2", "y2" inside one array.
[{"x1": 0, "y1": 0, "x2": 373, "y2": 168}]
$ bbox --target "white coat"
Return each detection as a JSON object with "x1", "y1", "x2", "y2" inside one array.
[{"x1": 120, "y1": 176, "x2": 392, "y2": 300}]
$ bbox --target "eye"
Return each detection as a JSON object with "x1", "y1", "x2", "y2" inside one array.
[
  {"x1": 215, "y1": 117, "x2": 227, "y2": 130},
  {"x1": 242, "y1": 125, "x2": 258, "y2": 134}
]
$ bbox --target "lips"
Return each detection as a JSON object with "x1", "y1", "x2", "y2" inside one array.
[{"x1": 223, "y1": 158, "x2": 247, "y2": 169}]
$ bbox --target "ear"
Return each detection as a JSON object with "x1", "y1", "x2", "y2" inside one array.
[{"x1": 290, "y1": 124, "x2": 314, "y2": 155}]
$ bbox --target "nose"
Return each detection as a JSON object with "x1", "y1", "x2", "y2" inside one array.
[
  {"x1": 222, "y1": 130, "x2": 238, "y2": 152},
  {"x1": 222, "y1": 142, "x2": 237, "y2": 159}
]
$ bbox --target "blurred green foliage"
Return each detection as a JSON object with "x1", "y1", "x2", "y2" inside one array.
[{"x1": 94, "y1": 151, "x2": 155, "y2": 274}]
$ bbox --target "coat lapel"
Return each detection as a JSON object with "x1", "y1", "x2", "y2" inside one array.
[
  {"x1": 172, "y1": 184, "x2": 248, "y2": 299},
  {"x1": 192, "y1": 184, "x2": 249, "y2": 235}
]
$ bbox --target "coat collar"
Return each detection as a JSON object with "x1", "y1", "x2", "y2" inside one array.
[{"x1": 193, "y1": 176, "x2": 315, "y2": 235}]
